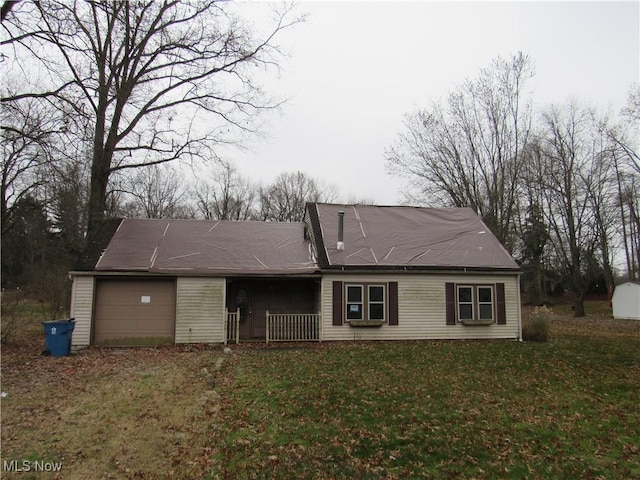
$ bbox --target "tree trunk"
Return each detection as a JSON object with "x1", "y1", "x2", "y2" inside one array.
[
  {"x1": 573, "y1": 287, "x2": 586, "y2": 317},
  {"x1": 600, "y1": 236, "x2": 616, "y2": 295},
  {"x1": 86, "y1": 148, "x2": 111, "y2": 245},
  {"x1": 532, "y1": 256, "x2": 546, "y2": 305},
  {"x1": 571, "y1": 260, "x2": 586, "y2": 317}
]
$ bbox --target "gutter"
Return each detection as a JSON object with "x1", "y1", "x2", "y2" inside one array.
[{"x1": 319, "y1": 265, "x2": 522, "y2": 274}]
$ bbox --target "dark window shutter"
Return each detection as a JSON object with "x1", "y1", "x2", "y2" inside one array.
[
  {"x1": 445, "y1": 282, "x2": 456, "y2": 325},
  {"x1": 332, "y1": 281, "x2": 343, "y2": 325},
  {"x1": 496, "y1": 283, "x2": 506, "y2": 325},
  {"x1": 388, "y1": 282, "x2": 399, "y2": 325}
]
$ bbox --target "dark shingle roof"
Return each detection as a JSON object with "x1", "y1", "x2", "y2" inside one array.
[
  {"x1": 75, "y1": 218, "x2": 123, "y2": 271},
  {"x1": 81, "y1": 204, "x2": 519, "y2": 275},
  {"x1": 93, "y1": 218, "x2": 317, "y2": 275},
  {"x1": 307, "y1": 203, "x2": 519, "y2": 271}
]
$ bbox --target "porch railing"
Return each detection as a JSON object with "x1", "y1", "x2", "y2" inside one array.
[
  {"x1": 225, "y1": 309, "x2": 239, "y2": 345},
  {"x1": 266, "y1": 311, "x2": 322, "y2": 343}
]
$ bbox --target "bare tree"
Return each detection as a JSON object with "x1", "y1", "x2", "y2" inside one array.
[
  {"x1": 0, "y1": 98, "x2": 60, "y2": 235},
  {"x1": 519, "y1": 201, "x2": 549, "y2": 304},
  {"x1": 584, "y1": 122, "x2": 621, "y2": 293},
  {"x1": 0, "y1": 1, "x2": 18, "y2": 22},
  {"x1": 616, "y1": 176, "x2": 640, "y2": 280},
  {"x1": 613, "y1": 84, "x2": 640, "y2": 174},
  {"x1": 116, "y1": 164, "x2": 192, "y2": 219},
  {"x1": 385, "y1": 52, "x2": 535, "y2": 251},
  {"x1": 604, "y1": 85, "x2": 640, "y2": 279},
  {"x1": 534, "y1": 102, "x2": 602, "y2": 316},
  {"x1": 259, "y1": 171, "x2": 337, "y2": 222},
  {"x1": 515, "y1": 139, "x2": 555, "y2": 303},
  {"x1": 2, "y1": 0, "x2": 301, "y2": 242},
  {"x1": 1, "y1": 88, "x2": 94, "y2": 290},
  {"x1": 342, "y1": 195, "x2": 377, "y2": 206},
  {"x1": 193, "y1": 160, "x2": 257, "y2": 220}
]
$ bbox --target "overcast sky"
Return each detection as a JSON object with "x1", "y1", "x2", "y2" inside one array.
[{"x1": 225, "y1": 1, "x2": 639, "y2": 205}]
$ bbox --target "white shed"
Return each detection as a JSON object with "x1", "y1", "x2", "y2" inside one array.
[{"x1": 612, "y1": 282, "x2": 640, "y2": 320}]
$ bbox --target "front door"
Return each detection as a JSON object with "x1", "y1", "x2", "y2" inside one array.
[
  {"x1": 236, "y1": 288, "x2": 252, "y2": 339},
  {"x1": 232, "y1": 283, "x2": 268, "y2": 339}
]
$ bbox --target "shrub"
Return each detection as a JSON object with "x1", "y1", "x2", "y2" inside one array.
[{"x1": 522, "y1": 305, "x2": 551, "y2": 342}]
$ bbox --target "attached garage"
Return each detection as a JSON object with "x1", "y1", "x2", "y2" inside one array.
[
  {"x1": 70, "y1": 218, "x2": 317, "y2": 348},
  {"x1": 93, "y1": 278, "x2": 176, "y2": 346}
]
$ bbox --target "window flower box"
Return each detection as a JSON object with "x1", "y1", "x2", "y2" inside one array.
[
  {"x1": 460, "y1": 319, "x2": 495, "y2": 326},
  {"x1": 348, "y1": 320, "x2": 385, "y2": 327}
]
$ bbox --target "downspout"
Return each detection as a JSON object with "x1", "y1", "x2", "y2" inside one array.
[{"x1": 517, "y1": 273, "x2": 523, "y2": 341}]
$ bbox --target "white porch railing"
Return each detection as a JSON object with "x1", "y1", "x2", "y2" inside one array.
[
  {"x1": 266, "y1": 311, "x2": 322, "y2": 343},
  {"x1": 225, "y1": 309, "x2": 239, "y2": 345}
]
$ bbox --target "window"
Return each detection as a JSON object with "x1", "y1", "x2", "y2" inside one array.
[
  {"x1": 333, "y1": 281, "x2": 398, "y2": 326},
  {"x1": 346, "y1": 285, "x2": 363, "y2": 320},
  {"x1": 456, "y1": 285, "x2": 495, "y2": 324},
  {"x1": 446, "y1": 282, "x2": 506, "y2": 326},
  {"x1": 369, "y1": 285, "x2": 385, "y2": 320},
  {"x1": 477, "y1": 286, "x2": 494, "y2": 320},
  {"x1": 345, "y1": 283, "x2": 386, "y2": 322},
  {"x1": 457, "y1": 286, "x2": 474, "y2": 321}
]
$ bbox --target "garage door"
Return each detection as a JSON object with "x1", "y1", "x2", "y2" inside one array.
[{"x1": 94, "y1": 278, "x2": 176, "y2": 346}]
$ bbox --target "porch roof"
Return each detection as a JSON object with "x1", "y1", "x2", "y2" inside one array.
[{"x1": 94, "y1": 218, "x2": 318, "y2": 275}]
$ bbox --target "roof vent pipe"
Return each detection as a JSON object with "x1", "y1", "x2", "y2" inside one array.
[{"x1": 337, "y1": 211, "x2": 345, "y2": 251}]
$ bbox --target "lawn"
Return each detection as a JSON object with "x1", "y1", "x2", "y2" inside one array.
[{"x1": 1, "y1": 303, "x2": 639, "y2": 479}]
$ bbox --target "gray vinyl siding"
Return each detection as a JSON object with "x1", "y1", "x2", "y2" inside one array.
[
  {"x1": 322, "y1": 273, "x2": 521, "y2": 341},
  {"x1": 175, "y1": 277, "x2": 225, "y2": 343},
  {"x1": 70, "y1": 275, "x2": 94, "y2": 347}
]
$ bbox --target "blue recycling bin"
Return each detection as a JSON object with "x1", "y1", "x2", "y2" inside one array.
[{"x1": 42, "y1": 319, "x2": 75, "y2": 357}]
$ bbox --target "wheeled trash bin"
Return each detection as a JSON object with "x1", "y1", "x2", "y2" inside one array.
[{"x1": 42, "y1": 319, "x2": 75, "y2": 357}]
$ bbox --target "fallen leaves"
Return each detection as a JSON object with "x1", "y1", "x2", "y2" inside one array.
[
  {"x1": 1, "y1": 344, "x2": 230, "y2": 479},
  {"x1": 2, "y1": 306, "x2": 639, "y2": 479},
  {"x1": 207, "y1": 314, "x2": 640, "y2": 479}
]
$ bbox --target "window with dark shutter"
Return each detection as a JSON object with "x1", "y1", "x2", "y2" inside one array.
[
  {"x1": 388, "y1": 281, "x2": 399, "y2": 325},
  {"x1": 334, "y1": 281, "x2": 397, "y2": 327},
  {"x1": 445, "y1": 282, "x2": 456, "y2": 325},
  {"x1": 332, "y1": 281, "x2": 343, "y2": 325},
  {"x1": 446, "y1": 282, "x2": 507, "y2": 326},
  {"x1": 496, "y1": 283, "x2": 506, "y2": 325}
]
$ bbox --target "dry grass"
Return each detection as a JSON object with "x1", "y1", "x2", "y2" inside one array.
[
  {"x1": 523, "y1": 302, "x2": 640, "y2": 339},
  {"x1": 1, "y1": 345, "x2": 229, "y2": 479},
  {"x1": 1, "y1": 301, "x2": 639, "y2": 479}
]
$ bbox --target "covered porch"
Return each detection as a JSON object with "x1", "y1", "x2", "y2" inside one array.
[{"x1": 225, "y1": 277, "x2": 321, "y2": 343}]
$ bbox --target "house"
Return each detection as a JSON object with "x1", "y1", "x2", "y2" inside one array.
[
  {"x1": 69, "y1": 203, "x2": 522, "y2": 347},
  {"x1": 612, "y1": 282, "x2": 640, "y2": 320}
]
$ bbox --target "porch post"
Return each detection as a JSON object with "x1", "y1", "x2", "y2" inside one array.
[
  {"x1": 224, "y1": 308, "x2": 228, "y2": 345},
  {"x1": 266, "y1": 310, "x2": 270, "y2": 344},
  {"x1": 235, "y1": 311, "x2": 239, "y2": 345}
]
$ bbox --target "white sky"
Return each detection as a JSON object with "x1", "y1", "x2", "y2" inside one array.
[{"x1": 225, "y1": 1, "x2": 640, "y2": 205}]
